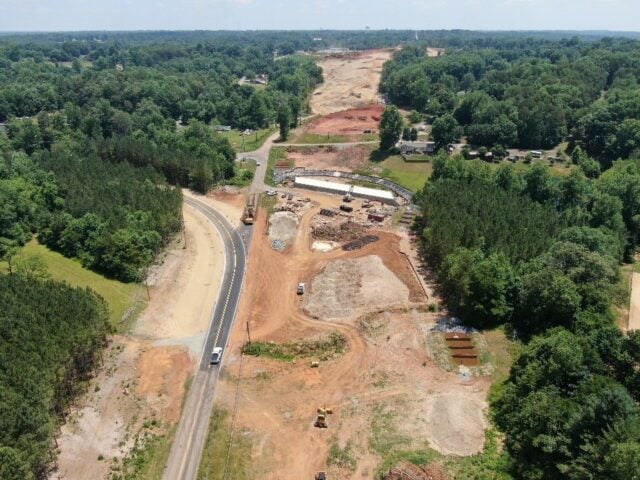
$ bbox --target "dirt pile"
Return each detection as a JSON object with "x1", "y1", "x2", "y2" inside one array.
[
  {"x1": 269, "y1": 211, "x2": 299, "y2": 250},
  {"x1": 305, "y1": 255, "x2": 410, "y2": 320},
  {"x1": 342, "y1": 234, "x2": 379, "y2": 251},
  {"x1": 311, "y1": 240, "x2": 338, "y2": 252},
  {"x1": 311, "y1": 220, "x2": 367, "y2": 242}
]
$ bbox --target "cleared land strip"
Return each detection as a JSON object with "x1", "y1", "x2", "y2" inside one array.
[{"x1": 629, "y1": 272, "x2": 640, "y2": 331}]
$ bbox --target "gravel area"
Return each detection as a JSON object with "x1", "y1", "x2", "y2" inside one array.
[
  {"x1": 304, "y1": 255, "x2": 409, "y2": 321},
  {"x1": 268, "y1": 211, "x2": 299, "y2": 248}
]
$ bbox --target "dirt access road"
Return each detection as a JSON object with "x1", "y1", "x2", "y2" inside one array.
[
  {"x1": 310, "y1": 49, "x2": 394, "y2": 116},
  {"x1": 629, "y1": 272, "x2": 640, "y2": 331},
  {"x1": 52, "y1": 195, "x2": 229, "y2": 480}
]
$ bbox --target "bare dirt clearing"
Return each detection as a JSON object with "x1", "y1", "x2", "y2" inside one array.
[
  {"x1": 136, "y1": 346, "x2": 194, "y2": 423},
  {"x1": 53, "y1": 197, "x2": 226, "y2": 479},
  {"x1": 629, "y1": 272, "x2": 640, "y2": 331},
  {"x1": 213, "y1": 189, "x2": 489, "y2": 479},
  {"x1": 286, "y1": 144, "x2": 373, "y2": 171},
  {"x1": 134, "y1": 205, "x2": 224, "y2": 351},
  {"x1": 310, "y1": 49, "x2": 393, "y2": 115},
  {"x1": 424, "y1": 394, "x2": 487, "y2": 456},
  {"x1": 54, "y1": 337, "x2": 141, "y2": 480},
  {"x1": 197, "y1": 188, "x2": 246, "y2": 227},
  {"x1": 301, "y1": 104, "x2": 383, "y2": 140}
]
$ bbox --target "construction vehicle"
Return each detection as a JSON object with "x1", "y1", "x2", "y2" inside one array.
[
  {"x1": 297, "y1": 283, "x2": 306, "y2": 295},
  {"x1": 339, "y1": 205, "x2": 353, "y2": 213},
  {"x1": 241, "y1": 193, "x2": 259, "y2": 225},
  {"x1": 314, "y1": 407, "x2": 332, "y2": 428},
  {"x1": 342, "y1": 185, "x2": 354, "y2": 203},
  {"x1": 315, "y1": 473, "x2": 327, "y2": 480}
]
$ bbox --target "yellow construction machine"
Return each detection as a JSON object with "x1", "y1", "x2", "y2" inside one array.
[
  {"x1": 314, "y1": 407, "x2": 332, "y2": 428},
  {"x1": 241, "y1": 193, "x2": 259, "y2": 225}
]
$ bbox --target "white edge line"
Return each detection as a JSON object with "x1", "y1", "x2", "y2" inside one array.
[{"x1": 184, "y1": 199, "x2": 229, "y2": 368}]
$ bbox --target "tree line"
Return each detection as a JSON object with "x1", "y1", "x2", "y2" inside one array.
[
  {"x1": 380, "y1": 37, "x2": 640, "y2": 167},
  {"x1": 416, "y1": 154, "x2": 640, "y2": 477}
]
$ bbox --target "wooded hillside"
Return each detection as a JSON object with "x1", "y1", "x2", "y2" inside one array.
[{"x1": 0, "y1": 274, "x2": 109, "y2": 480}]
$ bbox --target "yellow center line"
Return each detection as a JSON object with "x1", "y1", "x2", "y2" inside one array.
[{"x1": 176, "y1": 197, "x2": 242, "y2": 479}]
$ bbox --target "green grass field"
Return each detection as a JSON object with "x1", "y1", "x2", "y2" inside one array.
[
  {"x1": 291, "y1": 132, "x2": 351, "y2": 144},
  {"x1": 220, "y1": 128, "x2": 276, "y2": 152},
  {"x1": 1, "y1": 240, "x2": 145, "y2": 330},
  {"x1": 198, "y1": 407, "x2": 253, "y2": 480},
  {"x1": 266, "y1": 146, "x2": 290, "y2": 187},
  {"x1": 360, "y1": 153, "x2": 433, "y2": 193}
]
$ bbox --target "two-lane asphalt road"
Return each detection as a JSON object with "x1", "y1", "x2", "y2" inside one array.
[{"x1": 163, "y1": 195, "x2": 251, "y2": 480}]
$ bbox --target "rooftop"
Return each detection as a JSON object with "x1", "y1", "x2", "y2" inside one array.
[{"x1": 294, "y1": 176, "x2": 395, "y2": 201}]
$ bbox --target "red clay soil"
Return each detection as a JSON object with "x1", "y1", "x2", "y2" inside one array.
[
  {"x1": 286, "y1": 145, "x2": 372, "y2": 171},
  {"x1": 305, "y1": 105, "x2": 384, "y2": 138}
]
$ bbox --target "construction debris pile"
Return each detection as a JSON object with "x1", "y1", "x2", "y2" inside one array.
[
  {"x1": 311, "y1": 220, "x2": 368, "y2": 242},
  {"x1": 268, "y1": 211, "x2": 299, "y2": 251},
  {"x1": 276, "y1": 201, "x2": 308, "y2": 213},
  {"x1": 342, "y1": 235, "x2": 379, "y2": 251},
  {"x1": 319, "y1": 208, "x2": 337, "y2": 217}
]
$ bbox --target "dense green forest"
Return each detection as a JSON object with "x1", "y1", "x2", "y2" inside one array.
[
  {"x1": 0, "y1": 32, "x2": 325, "y2": 281},
  {"x1": 417, "y1": 154, "x2": 640, "y2": 477},
  {"x1": 381, "y1": 37, "x2": 640, "y2": 167},
  {"x1": 0, "y1": 274, "x2": 110, "y2": 479}
]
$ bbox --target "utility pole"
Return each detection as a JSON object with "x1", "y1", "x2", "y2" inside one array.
[
  {"x1": 246, "y1": 321, "x2": 252, "y2": 344},
  {"x1": 181, "y1": 210, "x2": 187, "y2": 249}
]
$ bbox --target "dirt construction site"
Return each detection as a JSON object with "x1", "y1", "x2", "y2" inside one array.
[
  {"x1": 310, "y1": 49, "x2": 394, "y2": 115},
  {"x1": 214, "y1": 186, "x2": 492, "y2": 479},
  {"x1": 285, "y1": 144, "x2": 373, "y2": 171},
  {"x1": 301, "y1": 105, "x2": 384, "y2": 141}
]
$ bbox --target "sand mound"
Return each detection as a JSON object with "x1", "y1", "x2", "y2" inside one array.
[
  {"x1": 269, "y1": 211, "x2": 299, "y2": 246},
  {"x1": 305, "y1": 255, "x2": 409, "y2": 320},
  {"x1": 424, "y1": 394, "x2": 486, "y2": 456},
  {"x1": 311, "y1": 241, "x2": 338, "y2": 252}
]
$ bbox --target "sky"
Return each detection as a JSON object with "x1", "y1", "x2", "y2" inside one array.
[{"x1": 0, "y1": 0, "x2": 638, "y2": 32}]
